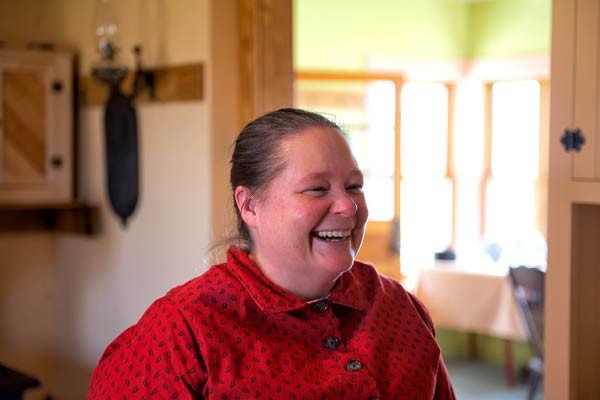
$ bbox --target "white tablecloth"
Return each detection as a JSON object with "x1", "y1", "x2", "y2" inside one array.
[{"x1": 413, "y1": 262, "x2": 527, "y2": 341}]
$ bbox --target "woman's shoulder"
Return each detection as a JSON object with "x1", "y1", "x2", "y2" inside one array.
[
  {"x1": 161, "y1": 262, "x2": 238, "y2": 310},
  {"x1": 98, "y1": 262, "x2": 238, "y2": 357},
  {"x1": 350, "y1": 260, "x2": 435, "y2": 333},
  {"x1": 351, "y1": 259, "x2": 409, "y2": 294}
]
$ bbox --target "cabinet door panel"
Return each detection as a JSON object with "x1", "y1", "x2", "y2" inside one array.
[
  {"x1": 573, "y1": 0, "x2": 600, "y2": 180},
  {"x1": 0, "y1": 49, "x2": 72, "y2": 204},
  {"x1": 2, "y1": 68, "x2": 47, "y2": 183}
]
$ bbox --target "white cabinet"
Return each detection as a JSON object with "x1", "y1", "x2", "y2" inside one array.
[{"x1": 0, "y1": 48, "x2": 73, "y2": 204}]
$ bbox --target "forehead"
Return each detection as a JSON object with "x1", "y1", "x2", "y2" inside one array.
[
  {"x1": 281, "y1": 126, "x2": 354, "y2": 159},
  {"x1": 277, "y1": 127, "x2": 360, "y2": 176}
]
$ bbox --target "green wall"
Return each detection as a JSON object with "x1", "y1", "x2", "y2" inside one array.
[
  {"x1": 469, "y1": 0, "x2": 552, "y2": 58},
  {"x1": 294, "y1": 0, "x2": 470, "y2": 70},
  {"x1": 294, "y1": 0, "x2": 551, "y2": 70}
]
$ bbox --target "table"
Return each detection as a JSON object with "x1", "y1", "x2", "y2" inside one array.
[{"x1": 412, "y1": 261, "x2": 528, "y2": 386}]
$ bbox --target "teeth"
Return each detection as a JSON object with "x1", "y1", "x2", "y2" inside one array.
[{"x1": 315, "y1": 230, "x2": 351, "y2": 239}]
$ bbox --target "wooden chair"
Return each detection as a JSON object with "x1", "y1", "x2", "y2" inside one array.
[{"x1": 508, "y1": 266, "x2": 545, "y2": 400}]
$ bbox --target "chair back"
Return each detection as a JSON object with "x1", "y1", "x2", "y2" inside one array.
[{"x1": 508, "y1": 266, "x2": 545, "y2": 359}]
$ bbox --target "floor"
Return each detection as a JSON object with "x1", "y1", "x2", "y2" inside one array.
[{"x1": 446, "y1": 360, "x2": 544, "y2": 400}]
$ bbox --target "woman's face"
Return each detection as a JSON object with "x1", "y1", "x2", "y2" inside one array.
[{"x1": 248, "y1": 127, "x2": 369, "y2": 284}]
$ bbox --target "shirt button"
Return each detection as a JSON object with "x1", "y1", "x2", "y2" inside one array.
[
  {"x1": 313, "y1": 300, "x2": 329, "y2": 313},
  {"x1": 323, "y1": 336, "x2": 341, "y2": 350},
  {"x1": 346, "y1": 359, "x2": 362, "y2": 371}
]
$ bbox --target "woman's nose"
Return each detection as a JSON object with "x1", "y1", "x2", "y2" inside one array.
[{"x1": 330, "y1": 191, "x2": 358, "y2": 216}]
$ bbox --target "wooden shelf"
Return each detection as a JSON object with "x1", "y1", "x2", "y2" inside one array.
[
  {"x1": 79, "y1": 63, "x2": 204, "y2": 106},
  {"x1": 0, "y1": 202, "x2": 100, "y2": 235}
]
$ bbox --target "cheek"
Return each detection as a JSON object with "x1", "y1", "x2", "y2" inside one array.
[
  {"x1": 288, "y1": 198, "x2": 329, "y2": 226},
  {"x1": 356, "y1": 197, "x2": 369, "y2": 227},
  {"x1": 261, "y1": 196, "x2": 324, "y2": 232}
]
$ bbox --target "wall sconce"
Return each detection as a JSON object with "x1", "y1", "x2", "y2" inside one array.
[{"x1": 91, "y1": 0, "x2": 154, "y2": 227}]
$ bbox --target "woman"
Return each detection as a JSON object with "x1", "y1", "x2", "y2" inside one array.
[{"x1": 88, "y1": 108, "x2": 455, "y2": 399}]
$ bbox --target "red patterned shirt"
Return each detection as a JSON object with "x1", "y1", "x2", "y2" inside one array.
[{"x1": 88, "y1": 246, "x2": 455, "y2": 399}]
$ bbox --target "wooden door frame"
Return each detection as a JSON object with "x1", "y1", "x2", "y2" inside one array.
[
  {"x1": 239, "y1": 0, "x2": 293, "y2": 125},
  {"x1": 209, "y1": 0, "x2": 293, "y2": 253}
]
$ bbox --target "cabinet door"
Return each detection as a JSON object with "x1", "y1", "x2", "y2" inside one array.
[
  {"x1": 1, "y1": 66, "x2": 48, "y2": 184},
  {"x1": 573, "y1": 0, "x2": 600, "y2": 180},
  {"x1": 0, "y1": 49, "x2": 73, "y2": 203}
]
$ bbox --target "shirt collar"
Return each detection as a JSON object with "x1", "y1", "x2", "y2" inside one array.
[{"x1": 225, "y1": 246, "x2": 370, "y2": 313}]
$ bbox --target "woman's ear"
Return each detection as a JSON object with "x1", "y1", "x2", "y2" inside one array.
[{"x1": 234, "y1": 186, "x2": 257, "y2": 228}]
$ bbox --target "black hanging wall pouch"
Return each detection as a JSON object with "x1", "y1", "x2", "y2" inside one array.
[
  {"x1": 92, "y1": 46, "x2": 154, "y2": 227},
  {"x1": 92, "y1": 0, "x2": 154, "y2": 227},
  {"x1": 104, "y1": 81, "x2": 139, "y2": 226}
]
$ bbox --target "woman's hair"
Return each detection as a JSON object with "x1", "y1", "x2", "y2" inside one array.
[{"x1": 230, "y1": 107, "x2": 343, "y2": 249}]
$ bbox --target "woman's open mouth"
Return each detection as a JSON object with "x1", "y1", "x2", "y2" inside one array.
[{"x1": 311, "y1": 230, "x2": 352, "y2": 242}]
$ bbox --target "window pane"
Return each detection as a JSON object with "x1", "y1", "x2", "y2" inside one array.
[
  {"x1": 491, "y1": 80, "x2": 540, "y2": 179},
  {"x1": 400, "y1": 178, "x2": 453, "y2": 271},
  {"x1": 485, "y1": 80, "x2": 543, "y2": 265},
  {"x1": 295, "y1": 79, "x2": 396, "y2": 221},
  {"x1": 364, "y1": 81, "x2": 395, "y2": 177},
  {"x1": 400, "y1": 82, "x2": 448, "y2": 178},
  {"x1": 364, "y1": 176, "x2": 394, "y2": 221},
  {"x1": 486, "y1": 178, "x2": 535, "y2": 238}
]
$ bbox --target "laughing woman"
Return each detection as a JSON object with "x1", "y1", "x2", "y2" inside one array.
[{"x1": 88, "y1": 108, "x2": 455, "y2": 399}]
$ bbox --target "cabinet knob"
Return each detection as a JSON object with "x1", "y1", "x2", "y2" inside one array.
[
  {"x1": 52, "y1": 80, "x2": 63, "y2": 93},
  {"x1": 561, "y1": 128, "x2": 585, "y2": 152},
  {"x1": 50, "y1": 155, "x2": 63, "y2": 168}
]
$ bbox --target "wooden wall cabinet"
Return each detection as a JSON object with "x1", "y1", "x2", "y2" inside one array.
[
  {"x1": 571, "y1": 0, "x2": 600, "y2": 181},
  {"x1": 0, "y1": 48, "x2": 73, "y2": 204},
  {"x1": 0, "y1": 49, "x2": 99, "y2": 235},
  {"x1": 548, "y1": 0, "x2": 600, "y2": 398}
]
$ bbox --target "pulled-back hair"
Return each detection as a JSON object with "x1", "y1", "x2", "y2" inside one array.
[{"x1": 230, "y1": 108, "x2": 343, "y2": 249}]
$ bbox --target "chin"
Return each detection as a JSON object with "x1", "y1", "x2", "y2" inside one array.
[{"x1": 320, "y1": 255, "x2": 355, "y2": 274}]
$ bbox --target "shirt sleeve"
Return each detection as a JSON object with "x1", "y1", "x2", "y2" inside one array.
[
  {"x1": 87, "y1": 297, "x2": 207, "y2": 399},
  {"x1": 433, "y1": 354, "x2": 456, "y2": 400},
  {"x1": 407, "y1": 292, "x2": 457, "y2": 400},
  {"x1": 407, "y1": 291, "x2": 437, "y2": 335}
]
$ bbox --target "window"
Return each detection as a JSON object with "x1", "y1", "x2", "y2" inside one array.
[
  {"x1": 483, "y1": 80, "x2": 548, "y2": 266},
  {"x1": 400, "y1": 82, "x2": 453, "y2": 271}
]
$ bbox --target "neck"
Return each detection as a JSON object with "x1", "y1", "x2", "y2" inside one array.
[{"x1": 248, "y1": 253, "x2": 341, "y2": 301}]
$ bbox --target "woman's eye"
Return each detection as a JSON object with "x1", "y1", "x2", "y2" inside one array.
[
  {"x1": 347, "y1": 184, "x2": 363, "y2": 193},
  {"x1": 304, "y1": 187, "x2": 328, "y2": 196}
]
